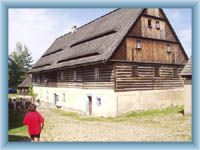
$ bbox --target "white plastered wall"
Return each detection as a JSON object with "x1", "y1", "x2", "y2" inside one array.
[
  {"x1": 33, "y1": 86, "x2": 185, "y2": 117},
  {"x1": 33, "y1": 86, "x2": 117, "y2": 117},
  {"x1": 116, "y1": 88, "x2": 184, "y2": 115}
]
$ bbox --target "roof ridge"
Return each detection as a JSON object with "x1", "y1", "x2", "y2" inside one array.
[{"x1": 56, "y1": 8, "x2": 121, "y2": 40}]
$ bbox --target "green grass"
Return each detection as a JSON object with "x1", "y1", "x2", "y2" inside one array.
[
  {"x1": 124, "y1": 105, "x2": 184, "y2": 118},
  {"x1": 53, "y1": 105, "x2": 184, "y2": 122},
  {"x1": 9, "y1": 110, "x2": 28, "y2": 141},
  {"x1": 53, "y1": 109, "x2": 80, "y2": 118}
]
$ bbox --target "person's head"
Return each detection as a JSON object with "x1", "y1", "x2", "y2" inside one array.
[{"x1": 29, "y1": 104, "x2": 36, "y2": 112}]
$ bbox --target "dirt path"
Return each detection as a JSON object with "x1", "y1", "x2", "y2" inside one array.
[{"x1": 38, "y1": 107, "x2": 191, "y2": 142}]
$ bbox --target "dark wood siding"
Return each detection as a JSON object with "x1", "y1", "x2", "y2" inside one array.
[
  {"x1": 126, "y1": 38, "x2": 187, "y2": 64},
  {"x1": 129, "y1": 18, "x2": 142, "y2": 36},
  {"x1": 115, "y1": 63, "x2": 184, "y2": 92},
  {"x1": 112, "y1": 40, "x2": 127, "y2": 60},
  {"x1": 35, "y1": 64, "x2": 115, "y2": 89},
  {"x1": 165, "y1": 22, "x2": 177, "y2": 42}
]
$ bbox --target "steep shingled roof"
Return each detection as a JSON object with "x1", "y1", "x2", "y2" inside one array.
[
  {"x1": 29, "y1": 8, "x2": 143, "y2": 73},
  {"x1": 29, "y1": 8, "x2": 188, "y2": 73},
  {"x1": 180, "y1": 58, "x2": 192, "y2": 76},
  {"x1": 17, "y1": 75, "x2": 32, "y2": 88}
]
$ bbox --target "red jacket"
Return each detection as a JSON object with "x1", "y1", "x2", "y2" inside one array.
[{"x1": 23, "y1": 111, "x2": 44, "y2": 135}]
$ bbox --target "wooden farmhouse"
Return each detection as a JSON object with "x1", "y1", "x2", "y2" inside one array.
[
  {"x1": 29, "y1": 8, "x2": 188, "y2": 117},
  {"x1": 17, "y1": 75, "x2": 32, "y2": 95}
]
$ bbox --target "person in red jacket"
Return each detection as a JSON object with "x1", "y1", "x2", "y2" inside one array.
[{"x1": 23, "y1": 104, "x2": 44, "y2": 142}]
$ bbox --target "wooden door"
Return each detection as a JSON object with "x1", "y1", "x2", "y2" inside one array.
[{"x1": 88, "y1": 96, "x2": 92, "y2": 115}]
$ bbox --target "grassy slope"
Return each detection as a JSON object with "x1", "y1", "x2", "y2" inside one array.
[{"x1": 52, "y1": 105, "x2": 184, "y2": 122}]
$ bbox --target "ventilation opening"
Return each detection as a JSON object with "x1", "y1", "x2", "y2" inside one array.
[
  {"x1": 42, "y1": 48, "x2": 63, "y2": 57},
  {"x1": 70, "y1": 30, "x2": 117, "y2": 48},
  {"x1": 57, "y1": 52, "x2": 100, "y2": 63},
  {"x1": 32, "y1": 64, "x2": 51, "y2": 69}
]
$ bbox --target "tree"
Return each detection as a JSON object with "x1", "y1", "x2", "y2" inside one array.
[{"x1": 9, "y1": 42, "x2": 33, "y2": 88}]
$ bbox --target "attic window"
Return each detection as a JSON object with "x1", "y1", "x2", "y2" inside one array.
[
  {"x1": 148, "y1": 19, "x2": 152, "y2": 28},
  {"x1": 136, "y1": 40, "x2": 142, "y2": 49},
  {"x1": 57, "y1": 52, "x2": 100, "y2": 63},
  {"x1": 70, "y1": 30, "x2": 117, "y2": 48},
  {"x1": 42, "y1": 48, "x2": 63, "y2": 57},
  {"x1": 156, "y1": 21, "x2": 160, "y2": 29},
  {"x1": 167, "y1": 44, "x2": 172, "y2": 53}
]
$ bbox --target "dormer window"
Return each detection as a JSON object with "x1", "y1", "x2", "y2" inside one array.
[
  {"x1": 136, "y1": 40, "x2": 142, "y2": 49},
  {"x1": 156, "y1": 21, "x2": 160, "y2": 29},
  {"x1": 148, "y1": 19, "x2": 152, "y2": 28},
  {"x1": 167, "y1": 44, "x2": 172, "y2": 53}
]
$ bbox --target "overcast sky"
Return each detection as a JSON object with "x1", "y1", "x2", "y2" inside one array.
[{"x1": 9, "y1": 8, "x2": 192, "y2": 63}]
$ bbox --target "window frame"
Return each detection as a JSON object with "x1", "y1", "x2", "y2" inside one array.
[
  {"x1": 155, "y1": 67, "x2": 160, "y2": 77},
  {"x1": 156, "y1": 20, "x2": 160, "y2": 29},
  {"x1": 167, "y1": 44, "x2": 172, "y2": 53},
  {"x1": 60, "y1": 71, "x2": 64, "y2": 81},
  {"x1": 148, "y1": 19, "x2": 152, "y2": 28},
  {"x1": 136, "y1": 40, "x2": 142, "y2": 50},
  {"x1": 173, "y1": 67, "x2": 179, "y2": 78},
  {"x1": 96, "y1": 97, "x2": 101, "y2": 106},
  {"x1": 132, "y1": 65, "x2": 138, "y2": 77},
  {"x1": 73, "y1": 70, "x2": 77, "y2": 81},
  {"x1": 94, "y1": 67, "x2": 100, "y2": 80},
  {"x1": 62, "y1": 93, "x2": 66, "y2": 103}
]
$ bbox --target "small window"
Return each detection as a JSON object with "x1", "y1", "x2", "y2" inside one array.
[
  {"x1": 155, "y1": 67, "x2": 160, "y2": 77},
  {"x1": 94, "y1": 68, "x2": 99, "y2": 80},
  {"x1": 156, "y1": 21, "x2": 160, "y2": 29},
  {"x1": 46, "y1": 91, "x2": 49, "y2": 99},
  {"x1": 62, "y1": 93, "x2": 66, "y2": 102},
  {"x1": 132, "y1": 66, "x2": 138, "y2": 77},
  {"x1": 173, "y1": 68, "x2": 178, "y2": 77},
  {"x1": 96, "y1": 97, "x2": 101, "y2": 106},
  {"x1": 167, "y1": 44, "x2": 172, "y2": 53},
  {"x1": 73, "y1": 70, "x2": 77, "y2": 81},
  {"x1": 136, "y1": 40, "x2": 142, "y2": 49},
  {"x1": 33, "y1": 75, "x2": 37, "y2": 82},
  {"x1": 148, "y1": 19, "x2": 152, "y2": 28},
  {"x1": 37, "y1": 75, "x2": 40, "y2": 83},
  {"x1": 61, "y1": 71, "x2": 64, "y2": 80}
]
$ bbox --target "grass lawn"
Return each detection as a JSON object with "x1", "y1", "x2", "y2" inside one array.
[{"x1": 9, "y1": 110, "x2": 29, "y2": 141}]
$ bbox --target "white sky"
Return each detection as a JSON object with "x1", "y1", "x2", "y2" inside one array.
[{"x1": 9, "y1": 8, "x2": 192, "y2": 63}]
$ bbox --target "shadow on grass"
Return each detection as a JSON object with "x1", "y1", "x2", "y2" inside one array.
[
  {"x1": 9, "y1": 135, "x2": 30, "y2": 142},
  {"x1": 9, "y1": 110, "x2": 25, "y2": 130}
]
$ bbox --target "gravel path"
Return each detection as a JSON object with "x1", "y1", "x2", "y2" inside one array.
[{"x1": 39, "y1": 107, "x2": 191, "y2": 142}]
